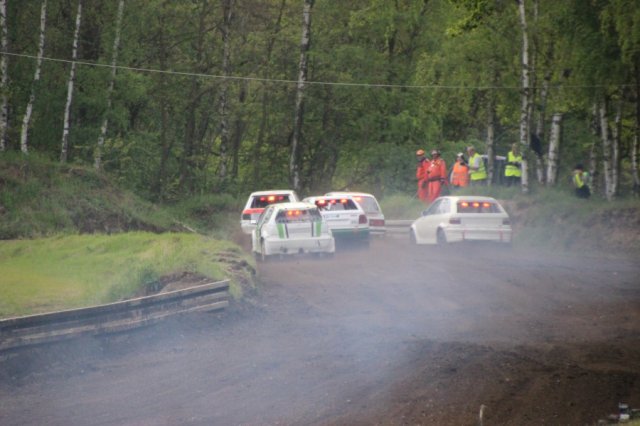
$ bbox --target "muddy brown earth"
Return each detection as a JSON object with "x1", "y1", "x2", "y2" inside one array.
[{"x1": 1, "y1": 236, "x2": 639, "y2": 425}]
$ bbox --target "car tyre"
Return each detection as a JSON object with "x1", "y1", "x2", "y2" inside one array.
[
  {"x1": 436, "y1": 228, "x2": 448, "y2": 245},
  {"x1": 260, "y1": 241, "x2": 269, "y2": 262},
  {"x1": 410, "y1": 229, "x2": 419, "y2": 245}
]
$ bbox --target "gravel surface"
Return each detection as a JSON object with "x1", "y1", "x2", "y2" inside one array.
[{"x1": 1, "y1": 236, "x2": 639, "y2": 425}]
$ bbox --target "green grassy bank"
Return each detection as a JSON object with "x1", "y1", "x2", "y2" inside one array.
[{"x1": 0, "y1": 232, "x2": 254, "y2": 318}]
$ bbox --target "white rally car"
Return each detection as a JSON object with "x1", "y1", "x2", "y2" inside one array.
[
  {"x1": 324, "y1": 191, "x2": 386, "y2": 236},
  {"x1": 303, "y1": 195, "x2": 370, "y2": 245},
  {"x1": 252, "y1": 202, "x2": 335, "y2": 261},
  {"x1": 410, "y1": 196, "x2": 512, "y2": 245},
  {"x1": 240, "y1": 189, "x2": 299, "y2": 234}
]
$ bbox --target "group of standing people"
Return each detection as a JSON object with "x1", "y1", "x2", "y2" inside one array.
[
  {"x1": 415, "y1": 144, "x2": 523, "y2": 204},
  {"x1": 415, "y1": 149, "x2": 447, "y2": 203},
  {"x1": 415, "y1": 143, "x2": 591, "y2": 203}
]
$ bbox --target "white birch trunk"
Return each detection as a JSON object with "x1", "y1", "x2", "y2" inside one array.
[
  {"x1": 599, "y1": 99, "x2": 615, "y2": 201},
  {"x1": 0, "y1": 0, "x2": 8, "y2": 151},
  {"x1": 485, "y1": 101, "x2": 495, "y2": 186},
  {"x1": 95, "y1": 0, "x2": 125, "y2": 170},
  {"x1": 589, "y1": 103, "x2": 599, "y2": 193},
  {"x1": 517, "y1": 0, "x2": 531, "y2": 193},
  {"x1": 611, "y1": 98, "x2": 622, "y2": 195},
  {"x1": 61, "y1": 0, "x2": 82, "y2": 163},
  {"x1": 545, "y1": 113, "x2": 562, "y2": 185},
  {"x1": 218, "y1": 0, "x2": 234, "y2": 180},
  {"x1": 20, "y1": 0, "x2": 48, "y2": 154},
  {"x1": 534, "y1": 75, "x2": 550, "y2": 184},
  {"x1": 289, "y1": 0, "x2": 313, "y2": 192},
  {"x1": 633, "y1": 73, "x2": 640, "y2": 195},
  {"x1": 633, "y1": 128, "x2": 639, "y2": 196}
]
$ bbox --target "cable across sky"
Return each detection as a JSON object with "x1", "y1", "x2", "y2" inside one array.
[{"x1": 1, "y1": 51, "x2": 632, "y2": 90}]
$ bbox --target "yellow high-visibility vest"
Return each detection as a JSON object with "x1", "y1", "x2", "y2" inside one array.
[
  {"x1": 505, "y1": 151, "x2": 522, "y2": 177},
  {"x1": 469, "y1": 153, "x2": 487, "y2": 181}
]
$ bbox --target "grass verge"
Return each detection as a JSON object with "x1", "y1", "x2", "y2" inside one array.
[{"x1": 0, "y1": 232, "x2": 255, "y2": 318}]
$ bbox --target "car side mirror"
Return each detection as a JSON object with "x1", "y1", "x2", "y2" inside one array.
[{"x1": 421, "y1": 209, "x2": 429, "y2": 217}]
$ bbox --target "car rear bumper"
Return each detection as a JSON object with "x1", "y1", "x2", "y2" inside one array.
[
  {"x1": 330, "y1": 228, "x2": 370, "y2": 240},
  {"x1": 263, "y1": 235, "x2": 335, "y2": 255},
  {"x1": 445, "y1": 227, "x2": 512, "y2": 243},
  {"x1": 241, "y1": 222, "x2": 256, "y2": 234}
]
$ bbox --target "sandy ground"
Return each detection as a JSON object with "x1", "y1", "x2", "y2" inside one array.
[{"x1": 1, "y1": 236, "x2": 639, "y2": 425}]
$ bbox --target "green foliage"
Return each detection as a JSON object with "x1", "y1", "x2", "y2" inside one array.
[
  {"x1": 0, "y1": 153, "x2": 176, "y2": 239},
  {"x1": 379, "y1": 193, "x2": 426, "y2": 219},
  {"x1": 1, "y1": 0, "x2": 638, "y2": 202}
]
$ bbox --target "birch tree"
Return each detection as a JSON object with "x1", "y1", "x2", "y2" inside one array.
[
  {"x1": 19, "y1": 0, "x2": 47, "y2": 154},
  {"x1": 599, "y1": 97, "x2": 616, "y2": 201},
  {"x1": 60, "y1": 0, "x2": 83, "y2": 163},
  {"x1": 634, "y1": 66, "x2": 640, "y2": 195},
  {"x1": 545, "y1": 113, "x2": 562, "y2": 185},
  {"x1": 485, "y1": 96, "x2": 496, "y2": 185},
  {"x1": 217, "y1": 0, "x2": 234, "y2": 181},
  {"x1": 290, "y1": 0, "x2": 314, "y2": 192},
  {"x1": 0, "y1": 0, "x2": 8, "y2": 152},
  {"x1": 517, "y1": 0, "x2": 531, "y2": 193},
  {"x1": 95, "y1": 0, "x2": 125, "y2": 170}
]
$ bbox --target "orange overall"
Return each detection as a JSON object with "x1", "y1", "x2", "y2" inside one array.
[
  {"x1": 416, "y1": 158, "x2": 430, "y2": 202},
  {"x1": 426, "y1": 158, "x2": 447, "y2": 203},
  {"x1": 450, "y1": 160, "x2": 469, "y2": 188}
]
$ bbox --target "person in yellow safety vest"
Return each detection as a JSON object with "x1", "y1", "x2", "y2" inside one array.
[
  {"x1": 466, "y1": 145, "x2": 487, "y2": 186},
  {"x1": 504, "y1": 143, "x2": 522, "y2": 187},
  {"x1": 572, "y1": 164, "x2": 591, "y2": 198}
]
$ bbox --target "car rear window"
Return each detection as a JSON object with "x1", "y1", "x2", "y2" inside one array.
[
  {"x1": 351, "y1": 196, "x2": 379, "y2": 213},
  {"x1": 251, "y1": 194, "x2": 293, "y2": 208},
  {"x1": 457, "y1": 201, "x2": 501, "y2": 213},
  {"x1": 314, "y1": 198, "x2": 358, "y2": 211},
  {"x1": 275, "y1": 208, "x2": 322, "y2": 223}
]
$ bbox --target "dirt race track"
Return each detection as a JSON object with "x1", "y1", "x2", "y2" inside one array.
[{"x1": 1, "y1": 236, "x2": 639, "y2": 425}]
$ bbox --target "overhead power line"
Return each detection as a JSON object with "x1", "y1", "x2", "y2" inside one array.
[{"x1": 0, "y1": 51, "x2": 632, "y2": 90}]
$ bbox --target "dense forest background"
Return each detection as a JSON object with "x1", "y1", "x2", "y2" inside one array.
[{"x1": 0, "y1": 0, "x2": 638, "y2": 202}]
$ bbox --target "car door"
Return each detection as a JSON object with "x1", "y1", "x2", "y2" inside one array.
[
  {"x1": 252, "y1": 206, "x2": 274, "y2": 252},
  {"x1": 415, "y1": 199, "x2": 450, "y2": 243}
]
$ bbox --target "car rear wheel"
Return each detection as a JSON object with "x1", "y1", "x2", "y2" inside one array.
[{"x1": 436, "y1": 228, "x2": 448, "y2": 245}]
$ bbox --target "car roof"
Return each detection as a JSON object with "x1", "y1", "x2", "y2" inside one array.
[
  {"x1": 268, "y1": 201, "x2": 317, "y2": 211},
  {"x1": 324, "y1": 191, "x2": 378, "y2": 199},
  {"x1": 248, "y1": 189, "x2": 297, "y2": 196},
  {"x1": 438, "y1": 195, "x2": 500, "y2": 203},
  {"x1": 304, "y1": 194, "x2": 357, "y2": 201}
]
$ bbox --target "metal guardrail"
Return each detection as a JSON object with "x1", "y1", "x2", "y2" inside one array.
[
  {"x1": 0, "y1": 279, "x2": 230, "y2": 351},
  {"x1": 385, "y1": 219, "x2": 413, "y2": 235}
]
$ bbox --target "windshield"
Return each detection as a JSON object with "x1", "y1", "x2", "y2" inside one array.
[
  {"x1": 314, "y1": 198, "x2": 359, "y2": 211},
  {"x1": 457, "y1": 201, "x2": 501, "y2": 213},
  {"x1": 275, "y1": 208, "x2": 322, "y2": 223},
  {"x1": 352, "y1": 196, "x2": 379, "y2": 214},
  {"x1": 250, "y1": 194, "x2": 294, "y2": 208}
]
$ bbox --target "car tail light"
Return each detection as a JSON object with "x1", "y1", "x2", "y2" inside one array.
[
  {"x1": 370, "y1": 219, "x2": 384, "y2": 226},
  {"x1": 449, "y1": 218, "x2": 461, "y2": 224},
  {"x1": 503, "y1": 218, "x2": 511, "y2": 225},
  {"x1": 359, "y1": 214, "x2": 368, "y2": 224}
]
